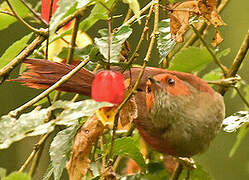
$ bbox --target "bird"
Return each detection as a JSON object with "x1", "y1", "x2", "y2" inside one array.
[{"x1": 11, "y1": 58, "x2": 225, "y2": 157}]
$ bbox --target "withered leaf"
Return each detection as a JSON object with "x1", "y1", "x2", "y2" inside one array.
[
  {"x1": 66, "y1": 114, "x2": 104, "y2": 180},
  {"x1": 197, "y1": 0, "x2": 226, "y2": 28},
  {"x1": 169, "y1": 1, "x2": 198, "y2": 42},
  {"x1": 119, "y1": 95, "x2": 138, "y2": 127},
  {"x1": 211, "y1": 29, "x2": 224, "y2": 48}
]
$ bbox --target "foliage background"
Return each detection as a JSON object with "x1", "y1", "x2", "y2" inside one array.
[{"x1": 0, "y1": 0, "x2": 248, "y2": 179}]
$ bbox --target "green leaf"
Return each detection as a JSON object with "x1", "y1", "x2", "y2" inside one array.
[
  {"x1": 0, "y1": 168, "x2": 6, "y2": 179},
  {"x1": 3, "y1": 172, "x2": 31, "y2": 180},
  {"x1": 123, "y1": 0, "x2": 140, "y2": 22},
  {"x1": 94, "y1": 26, "x2": 132, "y2": 62},
  {"x1": 0, "y1": 108, "x2": 53, "y2": 149},
  {"x1": 50, "y1": 124, "x2": 79, "y2": 180},
  {"x1": 58, "y1": 45, "x2": 93, "y2": 60},
  {"x1": 49, "y1": 0, "x2": 90, "y2": 36},
  {"x1": 202, "y1": 68, "x2": 223, "y2": 81},
  {"x1": 179, "y1": 165, "x2": 213, "y2": 180},
  {"x1": 0, "y1": 1, "x2": 31, "y2": 31},
  {"x1": 229, "y1": 124, "x2": 249, "y2": 157},
  {"x1": 42, "y1": 163, "x2": 54, "y2": 180},
  {"x1": 79, "y1": 0, "x2": 116, "y2": 31},
  {"x1": 169, "y1": 47, "x2": 213, "y2": 73},
  {"x1": 112, "y1": 137, "x2": 146, "y2": 171},
  {"x1": 157, "y1": 19, "x2": 176, "y2": 63},
  {"x1": 55, "y1": 100, "x2": 113, "y2": 126},
  {"x1": 223, "y1": 111, "x2": 249, "y2": 132},
  {"x1": 0, "y1": 33, "x2": 32, "y2": 68}
]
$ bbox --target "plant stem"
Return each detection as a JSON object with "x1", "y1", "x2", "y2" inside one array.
[
  {"x1": 124, "y1": 4, "x2": 154, "y2": 71},
  {"x1": 234, "y1": 86, "x2": 249, "y2": 109},
  {"x1": 9, "y1": 58, "x2": 90, "y2": 117},
  {"x1": 108, "y1": 0, "x2": 159, "y2": 164},
  {"x1": 107, "y1": 15, "x2": 112, "y2": 69},
  {"x1": 67, "y1": 16, "x2": 81, "y2": 64},
  {"x1": 5, "y1": 0, "x2": 42, "y2": 34},
  {"x1": 191, "y1": 25, "x2": 228, "y2": 75},
  {"x1": 19, "y1": 133, "x2": 50, "y2": 172}
]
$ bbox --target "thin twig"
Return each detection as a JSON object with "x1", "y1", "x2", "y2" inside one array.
[
  {"x1": 124, "y1": 4, "x2": 154, "y2": 71},
  {"x1": 67, "y1": 16, "x2": 81, "y2": 64},
  {"x1": 5, "y1": 0, "x2": 42, "y2": 34},
  {"x1": 0, "y1": 10, "x2": 14, "y2": 16},
  {"x1": 19, "y1": 133, "x2": 51, "y2": 172},
  {"x1": 20, "y1": 0, "x2": 48, "y2": 26},
  {"x1": 107, "y1": 15, "x2": 112, "y2": 69},
  {"x1": 9, "y1": 58, "x2": 90, "y2": 117},
  {"x1": 234, "y1": 86, "x2": 249, "y2": 109},
  {"x1": 191, "y1": 25, "x2": 228, "y2": 75}
]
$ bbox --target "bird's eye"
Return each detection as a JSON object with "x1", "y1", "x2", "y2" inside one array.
[
  {"x1": 147, "y1": 86, "x2": 152, "y2": 93},
  {"x1": 167, "y1": 78, "x2": 175, "y2": 86}
]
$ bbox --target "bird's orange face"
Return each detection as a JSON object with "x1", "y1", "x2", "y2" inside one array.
[{"x1": 145, "y1": 73, "x2": 191, "y2": 111}]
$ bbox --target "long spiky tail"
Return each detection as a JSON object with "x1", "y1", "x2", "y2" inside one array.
[{"x1": 10, "y1": 59, "x2": 95, "y2": 97}]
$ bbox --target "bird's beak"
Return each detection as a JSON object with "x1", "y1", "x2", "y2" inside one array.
[{"x1": 148, "y1": 77, "x2": 163, "y2": 90}]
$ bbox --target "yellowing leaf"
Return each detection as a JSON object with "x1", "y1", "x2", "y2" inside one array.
[
  {"x1": 96, "y1": 107, "x2": 117, "y2": 128},
  {"x1": 211, "y1": 29, "x2": 223, "y2": 48},
  {"x1": 123, "y1": 0, "x2": 140, "y2": 23}
]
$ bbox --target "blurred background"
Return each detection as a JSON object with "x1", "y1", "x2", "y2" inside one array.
[{"x1": 0, "y1": 0, "x2": 249, "y2": 179}]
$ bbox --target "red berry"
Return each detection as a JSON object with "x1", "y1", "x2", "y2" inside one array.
[
  {"x1": 91, "y1": 71, "x2": 125, "y2": 105},
  {"x1": 41, "y1": 0, "x2": 59, "y2": 23}
]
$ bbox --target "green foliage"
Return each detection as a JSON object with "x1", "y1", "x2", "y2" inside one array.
[
  {"x1": 0, "y1": 167, "x2": 6, "y2": 179},
  {"x1": 0, "y1": 1, "x2": 31, "y2": 31},
  {"x1": 202, "y1": 68, "x2": 223, "y2": 81},
  {"x1": 49, "y1": 124, "x2": 80, "y2": 180},
  {"x1": 0, "y1": 100, "x2": 112, "y2": 149},
  {"x1": 3, "y1": 172, "x2": 31, "y2": 180},
  {"x1": 0, "y1": 33, "x2": 32, "y2": 68},
  {"x1": 157, "y1": 19, "x2": 176, "y2": 63},
  {"x1": 95, "y1": 26, "x2": 132, "y2": 62},
  {"x1": 79, "y1": 0, "x2": 116, "y2": 31},
  {"x1": 169, "y1": 47, "x2": 213, "y2": 73},
  {"x1": 112, "y1": 137, "x2": 146, "y2": 171}
]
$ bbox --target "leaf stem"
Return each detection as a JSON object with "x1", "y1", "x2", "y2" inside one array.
[
  {"x1": 234, "y1": 86, "x2": 249, "y2": 109},
  {"x1": 9, "y1": 58, "x2": 90, "y2": 117}
]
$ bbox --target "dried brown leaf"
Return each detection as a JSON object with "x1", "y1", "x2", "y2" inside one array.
[
  {"x1": 197, "y1": 0, "x2": 226, "y2": 27},
  {"x1": 169, "y1": 1, "x2": 198, "y2": 42},
  {"x1": 163, "y1": 155, "x2": 179, "y2": 175},
  {"x1": 211, "y1": 29, "x2": 224, "y2": 48},
  {"x1": 119, "y1": 95, "x2": 138, "y2": 127},
  {"x1": 101, "y1": 167, "x2": 117, "y2": 180},
  {"x1": 66, "y1": 114, "x2": 104, "y2": 180}
]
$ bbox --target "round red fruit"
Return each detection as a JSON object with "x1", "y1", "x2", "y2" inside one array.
[{"x1": 91, "y1": 71, "x2": 125, "y2": 105}]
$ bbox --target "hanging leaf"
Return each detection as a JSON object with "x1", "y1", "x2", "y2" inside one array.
[
  {"x1": 0, "y1": 33, "x2": 32, "y2": 68},
  {"x1": 0, "y1": 108, "x2": 52, "y2": 149},
  {"x1": 112, "y1": 137, "x2": 146, "y2": 172},
  {"x1": 157, "y1": 19, "x2": 176, "y2": 63},
  {"x1": 223, "y1": 111, "x2": 249, "y2": 132},
  {"x1": 3, "y1": 172, "x2": 31, "y2": 180},
  {"x1": 211, "y1": 30, "x2": 224, "y2": 48},
  {"x1": 50, "y1": 124, "x2": 79, "y2": 180},
  {"x1": 94, "y1": 26, "x2": 132, "y2": 62},
  {"x1": 55, "y1": 100, "x2": 113, "y2": 126},
  {"x1": 169, "y1": 47, "x2": 213, "y2": 73}
]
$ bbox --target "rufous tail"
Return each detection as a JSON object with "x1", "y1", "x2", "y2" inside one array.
[{"x1": 10, "y1": 59, "x2": 95, "y2": 97}]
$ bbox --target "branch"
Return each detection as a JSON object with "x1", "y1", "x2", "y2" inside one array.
[
  {"x1": 9, "y1": 58, "x2": 90, "y2": 117},
  {"x1": 0, "y1": 35, "x2": 47, "y2": 82}
]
